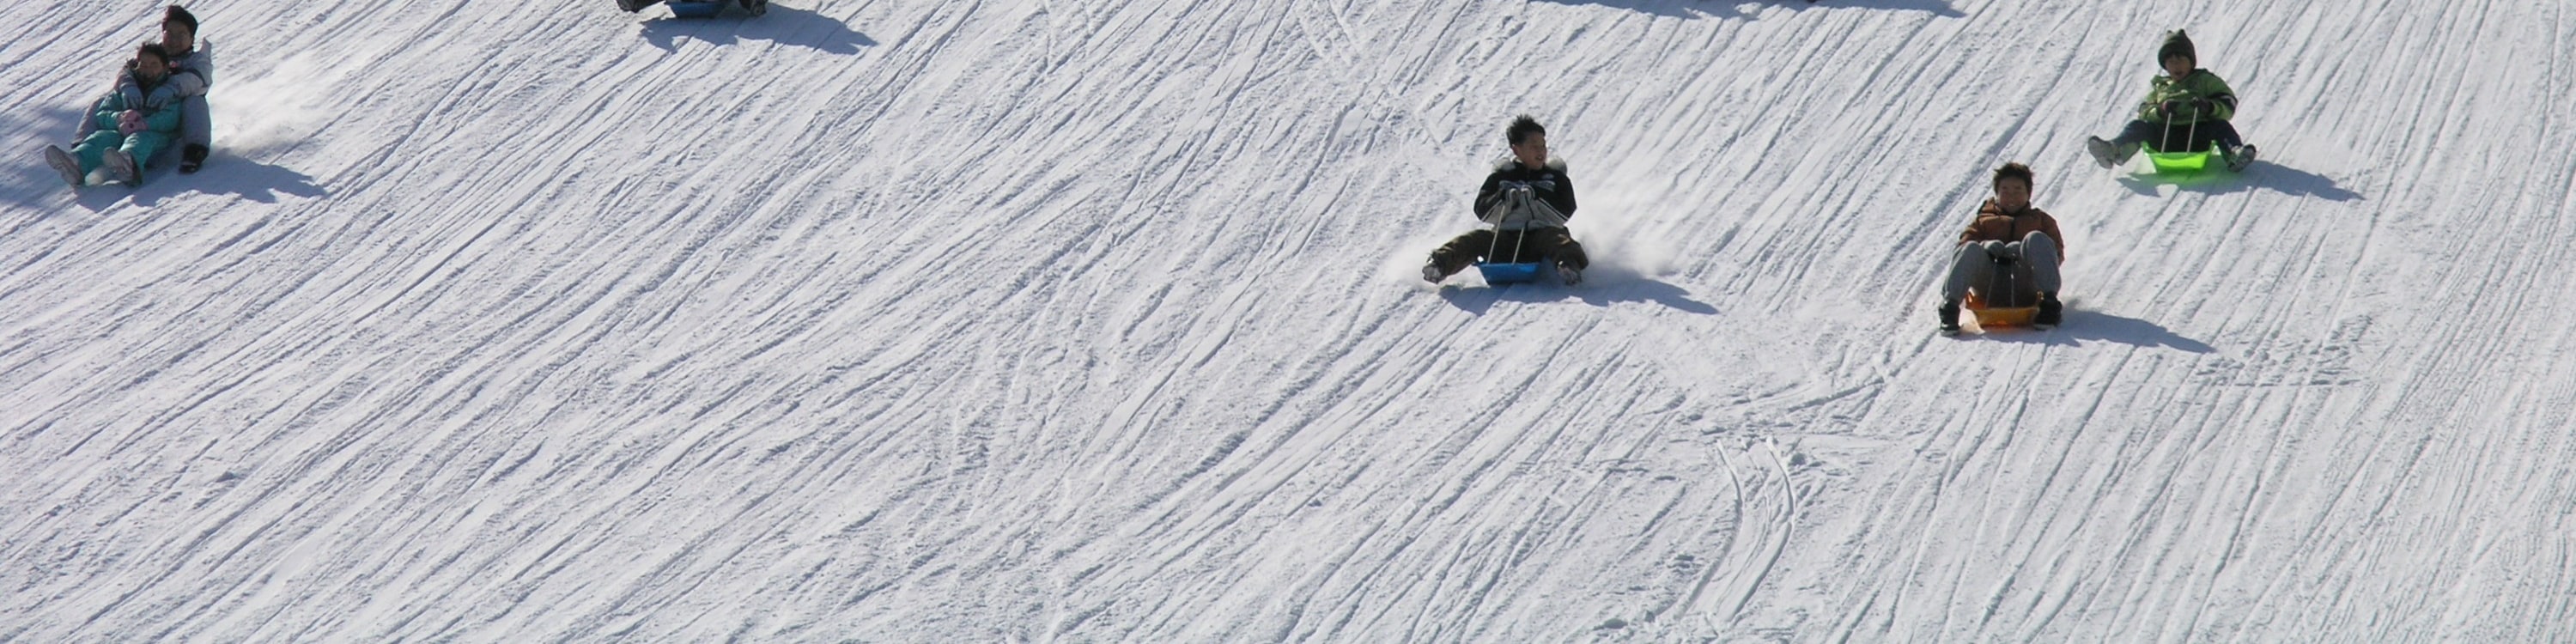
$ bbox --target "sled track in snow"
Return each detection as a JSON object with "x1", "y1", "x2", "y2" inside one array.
[{"x1": 6, "y1": 0, "x2": 2576, "y2": 641}]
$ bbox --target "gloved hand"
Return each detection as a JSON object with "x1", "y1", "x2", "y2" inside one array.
[
  {"x1": 2189, "y1": 97, "x2": 2215, "y2": 114},
  {"x1": 2157, "y1": 100, "x2": 2182, "y2": 118},
  {"x1": 118, "y1": 110, "x2": 144, "y2": 136}
]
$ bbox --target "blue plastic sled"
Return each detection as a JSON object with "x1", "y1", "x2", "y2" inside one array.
[
  {"x1": 1475, "y1": 262, "x2": 1545, "y2": 284},
  {"x1": 666, "y1": 0, "x2": 764, "y2": 17},
  {"x1": 666, "y1": 1, "x2": 722, "y2": 17}
]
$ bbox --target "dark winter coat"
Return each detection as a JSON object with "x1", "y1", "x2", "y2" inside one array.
[
  {"x1": 1957, "y1": 198, "x2": 2065, "y2": 263},
  {"x1": 1473, "y1": 157, "x2": 1576, "y2": 224}
]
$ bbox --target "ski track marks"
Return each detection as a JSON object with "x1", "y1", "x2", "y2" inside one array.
[{"x1": 4, "y1": 0, "x2": 2576, "y2": 641}]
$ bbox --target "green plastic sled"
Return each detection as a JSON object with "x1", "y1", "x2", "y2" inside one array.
[{"x1": 2146, "y1": 144, "x2": 2217, "y2": 174}]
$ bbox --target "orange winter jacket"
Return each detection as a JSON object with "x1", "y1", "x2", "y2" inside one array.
[{"x1": 1957, "y1": 199, "x2": 2065, "y2": 262}]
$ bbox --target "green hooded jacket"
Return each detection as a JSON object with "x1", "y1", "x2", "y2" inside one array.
[{"x1": 2136, "y1": 69, "x2": 2236, "y2": 125}]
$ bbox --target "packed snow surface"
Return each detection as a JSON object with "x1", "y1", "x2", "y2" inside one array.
[{"x1": 6, "y1": 0, "x2": 2574, "y2": 640}]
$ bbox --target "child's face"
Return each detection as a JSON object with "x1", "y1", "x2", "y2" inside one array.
[
  {"x1": 135, "y1": 55, "x2": 168, "y2": 82},
  {"x1": 1511, "y1": 133, "x2": 1548, "y2": 168},
  {"x1": 2162, "y1": 56, "x2": 2193, "y2": 78},
  {"x1": 1995, "y1": 178, "x2": 2032, "y2": 211}
]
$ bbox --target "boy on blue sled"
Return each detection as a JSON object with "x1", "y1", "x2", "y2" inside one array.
[
  {"x1": 2085, "y1": 30, "x2": 2257, "y2": 173},
  {"x1": 1423, "y1": 115, "x2": 1590, "y2": 286},
  {"x1": 618, "y1": 0, "x2": 766, "y2": 17}
]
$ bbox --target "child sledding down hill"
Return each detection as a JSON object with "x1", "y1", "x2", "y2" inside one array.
[
  {"x1": 1421, "y1": 116, "x2": 1590, "y2": 286},
  {"x1": 1935, "y1": 163, "x2": 2065, "y2": 336},
  {"x1": 2086, "y1": 30, "x2": 2259, "y2": 172},
  {"x1": 44, "y1": 43, "x2": 185, "y2": 188}
]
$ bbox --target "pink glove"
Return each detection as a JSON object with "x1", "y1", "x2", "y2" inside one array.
[{"x1": 118, "y1": 110, "x2": 144, "y2": 136}]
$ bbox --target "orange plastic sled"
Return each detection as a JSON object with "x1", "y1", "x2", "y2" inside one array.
[{"x1": 1964, "y1": 292, "x2": 2038, "y2": 328}]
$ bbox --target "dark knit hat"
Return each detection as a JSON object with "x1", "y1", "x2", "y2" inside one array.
[
  {"x1": 2157, "y1": 29, "x2": 2196, "y2": 64},
  {"x1": 164, "y1": 6, "x2": 198, "y2": 35}
]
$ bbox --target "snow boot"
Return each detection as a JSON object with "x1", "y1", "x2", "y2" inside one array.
[
  {"x1": 43, "y1": 145, "x2": 83, "y2": 187},
  {"x1": 1556, "y1": 260, "x2": 1583, "y2": 285},
  {"x1": 1421, "y1": 261, "x2": 1446, "y2": 284},
  {"x1": 180, "y1": 144, "x2": 208, "y2": 174},
  {"x1": 1937, "y1": 301, "x2": 1961, "y2": 337},
  {"x1": 2224, "y1": 143, "x2": 2258, "y2": 172},
  {"x1": 2033, "y1": 294, "x2": 2063, "y2": 330},
  {"x1": 104, "y1": 149, "x2": 141, "y2": 186},
  {"x1": 2085, "y1": 137, "x2": 2136, "y2": 169}
]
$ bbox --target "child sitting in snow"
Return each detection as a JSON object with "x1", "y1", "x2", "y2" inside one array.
[{"x1": 45, "y1": 43, "x2": 185, "y2": 188}]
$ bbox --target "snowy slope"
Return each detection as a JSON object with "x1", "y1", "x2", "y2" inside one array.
[{"x1": 5, "y1": 0, "x2": 2575, "y2": 640}]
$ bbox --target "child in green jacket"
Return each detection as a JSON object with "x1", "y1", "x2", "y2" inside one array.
[{"x1": 2086, "y1": 30, "x2": 2258, "y2": 172}]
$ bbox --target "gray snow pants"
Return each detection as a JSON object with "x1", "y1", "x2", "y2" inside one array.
[
  {"x1": 1941, "y1": 231, "x2": 2060, "y2": 304},
  {"x1": 182, "y1": 94, "x2": 211, "y2": 150}
]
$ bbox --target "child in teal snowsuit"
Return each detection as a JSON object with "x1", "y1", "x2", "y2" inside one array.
[
  {"x1": 2085, "y1": 30, "x2": 2258, "y2": 172},
  {"x1": 45, "y1": 43, "x2": 185, "y2": 187}
]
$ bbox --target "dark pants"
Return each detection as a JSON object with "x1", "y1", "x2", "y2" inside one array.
[
  {"x1": 1430, "y1": 227, "x2": 1587, "y2": 276},
  {"x1": 2110, "y1": 118, "x2": 2244, "y2": 153}
]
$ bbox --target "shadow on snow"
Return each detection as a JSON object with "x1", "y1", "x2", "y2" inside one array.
[
  {"x1": 1435, "y1": 269, "x2": 1719, "y2": 315},
  {"x1": 639, "y1": 3, "x2": 878, "y2": 54},
  {"x1": 0, "y1": 106, "x2": 89, "y2": 210},
  {"x1": 2115, "y1": 161, "x2": 2363, "y2": 203},
  {"x1": 1531, "y1": 0, "x2": 1963, "y2": 20},
  {"x1": 11, "y1": 102, "x2": 324, "y2": 213},
  {"x1": 68, "y1": 153, "x2": 325, "y2": 212},
  {"x1": 1967, "y1": 309, "x2": 2213, "y2": 353}
]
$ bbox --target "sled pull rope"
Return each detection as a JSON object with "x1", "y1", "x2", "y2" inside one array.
[
  {"x1": 2184, "y1": 103, "x2": 2199, "y2": 155},
  {"x1": 1485, "y1": 186, "x2": 1533, "y2": 264},
  {"x1": 2163, "y1": 102, "x2": 2202, "y2": 154}
]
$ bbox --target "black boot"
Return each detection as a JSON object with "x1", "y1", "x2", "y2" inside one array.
[
  {"x1": 2034, "y1": 293, "x2": 2063, "y2": 329},
  {"x1": 1937, "y1": 301, "x2": 1962, "y2": 337},
  {"x1": 2224, "y1": 143, "x2": 2258, "y2": 172},
  {"x1": 180, "y1": 144, "x2": 209, "y2": 173}
]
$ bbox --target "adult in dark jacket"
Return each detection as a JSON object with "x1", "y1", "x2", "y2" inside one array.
[
  {"x1": 2086, "y1": 30, "x2": 2258, "y2": 172},
  {"x1": 1424, "y1": 115, "x2": 1590, "y2": 285},
  {"x1": 1937, "y1": 163, "x2": 2065, "y2": 335}
]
